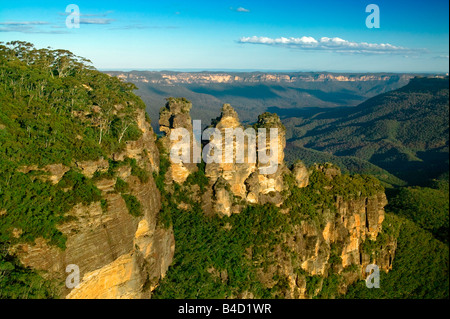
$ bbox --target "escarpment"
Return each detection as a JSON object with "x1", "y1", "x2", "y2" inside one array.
[
  {"x1": 8, "y1": 108, "x2": 174, "y2": 299},
  {"x1": 158, "y1": 100, "x2": 397, "y2": 298}
]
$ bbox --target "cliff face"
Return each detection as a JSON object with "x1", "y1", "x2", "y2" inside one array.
[
  {"x1": 109, "y1": 72, "x2": 416, "y2": 85},
  {"x1": 159, "y1": 101, "x2": 397, "y2": 298},
  {"x1": 276, "y1": 188, "x2": 394, "y2": 298},
  {"x1": 11, "y1": 109, "x2": 174, "y2": 299}
]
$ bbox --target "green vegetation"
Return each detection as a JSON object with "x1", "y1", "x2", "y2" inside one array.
[
  {"x1": 114, "y1": 177, "x2": 129, "y2": 193},
  {"x1": 388, "y1": 180, "x2": 449, "y2": 243},
  {"x1": 152, "y1": 200, "x2": 289, "y2": 298},
  {"x1": 317, "y1": 274, "x2": 341, "y2": 299},
  {"x1": 153, "y1": 161, "x2": 387, "y2": 299},
  {"x1": 152, "y1": 152, "x2": 294, "y2": 298},
  {"x1": 346, "y1": 213, "x2": 449, "y2": 299},
  {"x1": 121, "y1": 194, "x2": 142, "y2": 217},
  {"x1": 153, "y1": 140, "x2": 173, "y2": 228},
  {"x1": 283, "y1": 167, "x2": 384, "y2": 227},
  {"x1": 284, "y1": 77, "x2": 449, "y2": 185},
  {"x1": 0, "y1": 167, "x2": 102, "y2": 250},
  {"x1": 0, "y1": 41, "x2": 145, "y2": 167},
  {"x1": 185, "y1": 161, "x2": 209, "y2": 192},
  {"x1": 0, "y1": 251, "x2": 60, "y2": 299},
  {"x1": 305, "y1": 276, "x2": 321, "y2": 296},
  {"x1": 0, "y1": 41, "x2": 148, "y2": 298},
  {"x1": 285, "y1": 146, "x2": 406, "y2": 187},
  {"x1": 130, "y1": 158, "x2": 150, "y2": 183}
]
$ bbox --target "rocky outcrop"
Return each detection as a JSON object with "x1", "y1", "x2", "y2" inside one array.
[
  {"x1": 159, "y1": 102, "x2": 289, "y2": 215},
  {"x1": 258, "y1": 167, "x2": 395, "y2": 299},
  {"x1": 249, "y1": 190, "x2": 394, "y2": 299},
  {"x1": 292, "y1": 161, "x2": 309, "y2": 188},
  {"x1": 159, "y1": 98, "x2": 198, "y2": 184},
  {"x1": 204, "y1": 104, "x2": 256, "y2": 215},
  {"x1": 114, "y1": 108, "x2": 160, "y2": 172},
  {"x1": 155, "y1": 99, "x2": 396, "y2": 298},
  {"x1": 202, "y1": 105, "x2": 288, "y2": 215},
  {"x1": 17, "y1": 163, "x2": 70, "y2": 185},
  {"x1": 13, "y1": 98, "x2": 395, "y2": 299},
  {"x1": 11, "y1": 108, "x2": 174, "y2": 299},
  {"x1": 249, "y1": 112, "x2": 287, "y2": 206}
]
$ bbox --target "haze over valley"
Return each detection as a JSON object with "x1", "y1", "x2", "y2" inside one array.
[{"x1": 105, "y1": 70, "x2": 422, "y2": 132}]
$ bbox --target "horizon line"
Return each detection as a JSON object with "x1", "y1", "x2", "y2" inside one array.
[{"x1": 99, "y1": 68, "x2": 448, "y2": 75}]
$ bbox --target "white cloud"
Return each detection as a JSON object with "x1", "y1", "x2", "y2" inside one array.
[
  {"x1": 239, "y1": 35, "x2": 418, "y2": 54},
  {"x1": 230, "y1": 7, "x2": 250, "y2": 13},
  {"x1": 0, "y1": 21, "x2": 49, "y2": 26},
  {"x1": 59, "y1": 10, "x2": 114, "y2": 17},
  {"x1": 79, "y1": 18, "x2": 115, "y2": 25},
  {"x1": 236, "y1": 7, "x2": 250, "y2": 12},
  {"x1": 0, "y1": 21, "x2": 69, "y2": 33}
]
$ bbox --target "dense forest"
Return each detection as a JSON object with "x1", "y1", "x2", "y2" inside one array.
[
  {"x1": 152, "y1": 152, "x2": 387, "y2": 299},
  {"x1": 284, "y1": 77, "x2": 449, "y2": 186}
]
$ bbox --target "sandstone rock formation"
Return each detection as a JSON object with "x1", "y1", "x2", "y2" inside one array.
[
  {"x1": 157, "y1": 101, "x2": 396, "y2": 298},
  {"x1": 108, "y1": 71, "x2": 415, "y2": 85},
  {"x1": 255, "y1": 169, "x2": 395, "y2": 299},
  {"x1": 159, "y1": 98, "x2": 198, "y2": 184},
  {"x1": 12, "y1": 99, "x2": 395, "y2": 300},
  {"x1": 292, "y1": 161, "x2": 310, "y2": 188},
  {"x1": 202, "y1": 105, "x2": 288, "y2": 215},
  {"x1": 11, "y1": 108, "x2": 174, "y2": 299}
]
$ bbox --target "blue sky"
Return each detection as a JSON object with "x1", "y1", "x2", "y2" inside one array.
[{"x1": 0, "y1": 0, "x2": 448, "y2": 72}]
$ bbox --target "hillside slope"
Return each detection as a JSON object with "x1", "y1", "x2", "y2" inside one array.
[
  {"x1": 284, "y1": 77, "x2": 449, "y2": 185},
  {"x1": 0, "y1": 41, "x2": 174, "y2": 299}
]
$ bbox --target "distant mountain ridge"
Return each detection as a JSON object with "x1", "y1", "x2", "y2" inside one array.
[
  {"x1": 106, "y1": 71, "x2": 418, "y2": 85},
  {"x1": 104, "y1": 71, "x2": 429, "y2": 133}
]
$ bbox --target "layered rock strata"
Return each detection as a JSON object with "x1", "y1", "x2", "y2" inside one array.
[{"x1": 11, "y1": 109, "x2": 174, "y2": 299}]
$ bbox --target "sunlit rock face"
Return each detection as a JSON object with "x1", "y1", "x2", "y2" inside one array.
[
  {"x1": 12, "y1": 108, "x2": 174, "y2": 299},
  {"x1": 204, "y1": 104, "x2": 256, "y2": 215},
  {"x1": 250, "y1": 112, "x2": 287, "y2": 207},
  {"x1": 256, "y1": 167, "x2": 394, "y2": 299},
  {"x1": 158, "y1": 101, "x2": 288, "y2": 215},
  {"x1": 159, "y1": 98, "x2": 198, "y2": 184},
  {"x1": 292, "y1": 161, "x2": 310, "y2": 188},
  {"x1": 200, "y1": 104, "x2": 288, "y2": 215}
]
